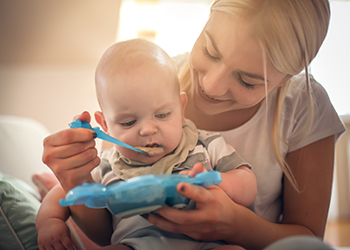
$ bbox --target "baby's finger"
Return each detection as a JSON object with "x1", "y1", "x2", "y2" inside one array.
[
  {"x1": 52, "y1": 242, "x2": 67, "y2": 250},
  {"x1": 41, "y1": 245, "x2": 54, "y2": 250},
  {"x1": 178, "y1": 170, "x2": 191, "y2": 175},
  {"x1": 187, "y1": 163, "x2": 206, "y2": 178},
  {"x1": 61, "y1": 237, "x2": 75, "y2": 250}
]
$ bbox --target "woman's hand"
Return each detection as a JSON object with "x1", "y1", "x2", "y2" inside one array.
[
  {"x1": 147, "y1": 184, "x2": 237, "y2": 241},
  {"x1": 42, "y1": 111, "x2": 100, "y2": 192},
  {"x1": 146, "y1": 167, "x2": 239, "y2": 242}
]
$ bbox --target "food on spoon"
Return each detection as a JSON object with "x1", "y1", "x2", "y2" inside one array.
[{"x1": 136, "y1": 145, "x2": 164, "y2": 156}]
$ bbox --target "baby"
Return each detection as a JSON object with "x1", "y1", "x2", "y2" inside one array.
[{"x1": 36, "y1": 39, "x2": 257, "y2": 250}]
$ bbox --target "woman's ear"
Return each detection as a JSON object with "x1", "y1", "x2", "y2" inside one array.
[
  {"x1": 180, "y1": 92, "x2": 188, "y2": 125},
  {"x1": 95, "y1": 111, "x2": 108, "y2": 133}
]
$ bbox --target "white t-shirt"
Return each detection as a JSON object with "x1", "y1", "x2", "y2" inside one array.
[{"x1": 218, "y1": 74, "x2": 345, "y2": 222}]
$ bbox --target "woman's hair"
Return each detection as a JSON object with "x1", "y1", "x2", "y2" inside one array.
[{"x1": 179, "y1": 0, "x2": 330, "y2": 190}]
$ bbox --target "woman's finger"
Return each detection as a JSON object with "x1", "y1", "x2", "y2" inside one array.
[
  {"x1": 73, "y1": 111, "x2": 91, "y2": 123},
  {"x1": 43, "y1": 128, "x2": 96, "y2": 148},
  {"x1": 156, "y1": 185, "x2": 222, "y2": 224},
  {"x1": 53, "y1": 139, "x2": 97, "y2": 160},
  {"x1": 52, "y1": 158, "x2": 99, "y2": 191},
  {"x1": 147, "y1": 206, "x2": 220, "y2": 240},
  {"x1": 177, "y1": 182, "x2": 218, "y2": 203},
  {"x1": 44, "y1": 144, "x2": 98, "y2": 173},
  {"x1": 146, "y1": 209, "x2": 185, "y2": 234}
]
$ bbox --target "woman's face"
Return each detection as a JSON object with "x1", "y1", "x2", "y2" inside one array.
[{"x1": 189, "y1": 11, "x2": 288, "y2": 116}]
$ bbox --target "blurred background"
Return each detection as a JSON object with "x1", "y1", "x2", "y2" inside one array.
[
  {"x1": 0, "y1": 0, "x2": 349, "y2": 246},
  {"x1": 1, "y1": 0, "x2": 349, "y2": 131}
]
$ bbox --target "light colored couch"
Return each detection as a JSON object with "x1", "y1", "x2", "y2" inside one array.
[
  {"x1": 0, "y1": 115, "x2": 98, "y2": 250},
  {"x1": 0, "y1": 115, "x2": 51, "y2": 191}
]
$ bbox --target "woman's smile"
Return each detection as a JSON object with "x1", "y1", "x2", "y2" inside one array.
[
  {"x1": 201, "y1": 85, "x2": 220, "y2": 102},
  {"x1": 197, "y1": 80, "x2": 234, "y2": 104}
]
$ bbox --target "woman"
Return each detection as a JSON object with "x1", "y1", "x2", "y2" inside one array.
[
  {"x1": 143, "y1": 0, "x2": 345, "y2": 249},
  {"x1": 42, "y1": 0, "x2": 345, "y2": 249}
]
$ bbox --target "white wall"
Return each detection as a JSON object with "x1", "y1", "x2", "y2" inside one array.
[
  {"x1": 311, "y1": 1, "x2": 350, "y2": 116},
  {"x1": 0, "y1": 66, "x2": 99, "y2": 133},
  {"x1": 0, "y1": 0, "x2": 122, "y2": 133}
]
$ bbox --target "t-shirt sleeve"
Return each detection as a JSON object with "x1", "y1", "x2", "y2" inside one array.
[
  {"x1": 286, "y1": 75, "x2": 346, "y2": 152},
  {"x1": 198, "y1": 130, "x2": 251, "y2": 173}
]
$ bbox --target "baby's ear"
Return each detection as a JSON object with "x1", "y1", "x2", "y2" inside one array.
[
  {"x1": 180, "y1": 92, "x2": 188, "y2": 125},
  {"x1": 95, "y1": 111, "x2": 108, "y2": 133}
]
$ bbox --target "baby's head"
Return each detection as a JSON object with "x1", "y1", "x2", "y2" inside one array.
[{"x1": 95, "y1": 39, "x2": 187, "y2": 164}]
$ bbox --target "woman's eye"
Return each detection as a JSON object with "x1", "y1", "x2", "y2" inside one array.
[
  {"x1": 202, "y1": 46, "x2": 219, "y2": 61},
  {"x1": 121, "y1": 120, "x2": 136, "y2": 127},
  {"x1": 237, "y1": 74, "x2": 255, "y2": 90},
  {"x1": 156, "y1": 112, "x2": 170, "y2": 119}
]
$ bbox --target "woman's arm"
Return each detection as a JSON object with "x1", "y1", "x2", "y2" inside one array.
[
  {"x1": 281, "y1": 135, "x2": 335, "y2": 237},
  {"x1": 234, "y1": 134, "x2": 335, "y2": 248},
  {"x1": 146, "y1": 135, "x2": 335, "y2": 249}
]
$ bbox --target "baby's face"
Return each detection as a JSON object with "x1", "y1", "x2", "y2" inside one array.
[{"x1": 101, "y1": 63, "x2": 185, "y2": 164}]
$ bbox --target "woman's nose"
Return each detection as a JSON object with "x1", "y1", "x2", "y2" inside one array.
[
  {"x1": 202, "y1": 67, "x2": 229, "y2": 96},
  {"x1": 139, "y1": 120, "x2": 158, "y2": 136}
]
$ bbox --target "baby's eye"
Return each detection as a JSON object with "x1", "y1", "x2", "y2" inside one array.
[
  {"x1": 156, "y1": 112, "x2": 170, "y2": 119},
  {"x1": 121, "y1": 120, "x2": 136, "y2": 127}
]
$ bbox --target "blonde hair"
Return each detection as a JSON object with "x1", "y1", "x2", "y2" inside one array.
[{"x1": 179, "y1": 0, "x2": 330, "y2": 190}]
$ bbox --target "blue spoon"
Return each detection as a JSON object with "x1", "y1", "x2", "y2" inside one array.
[{"x1": 69, "y1": 119, "x2": 148, "y2": 155}]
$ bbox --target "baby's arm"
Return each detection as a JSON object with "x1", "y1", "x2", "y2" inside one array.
[
  {"x1": 36, "y1": 184, "x2": 114, "y2": 248},
  {"x1": 219, "y1": 166, "x2": 257, "y2": 207},
  {"x1": 180, "y1": 163, "x2": 257, "y2": 207},
  {"x1": 36, "y1": 184, "x2": 74, "y2": 250}
]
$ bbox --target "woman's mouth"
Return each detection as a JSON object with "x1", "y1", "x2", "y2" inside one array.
[{"x1": 198, "y1": 84, "x2": 222, "y2": 103}]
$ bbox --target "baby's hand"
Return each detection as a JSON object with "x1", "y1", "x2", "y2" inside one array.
[
  {"x1": 179, "y1": 163, "x2": 207, "y2": 177},
  {"x1": 37, "y1": 218, "x2": 75, "y2": 250}
]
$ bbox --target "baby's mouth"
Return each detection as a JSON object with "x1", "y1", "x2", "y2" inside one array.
[{"x1": 135, "y1": 144, "x2": 164, "y2": 156}]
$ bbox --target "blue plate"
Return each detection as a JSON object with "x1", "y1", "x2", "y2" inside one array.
[{"x1": 60, "y1": 171, "x2": 222, "y2": 218}]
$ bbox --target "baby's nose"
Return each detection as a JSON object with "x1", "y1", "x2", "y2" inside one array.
[{"x1": 139, "y1": 121, "x2": 158, "y2": 136}]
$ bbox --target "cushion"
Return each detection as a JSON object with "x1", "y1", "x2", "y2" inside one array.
[{"x1": 0, "y1": 173, "x2": 40, "y2": 250}]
